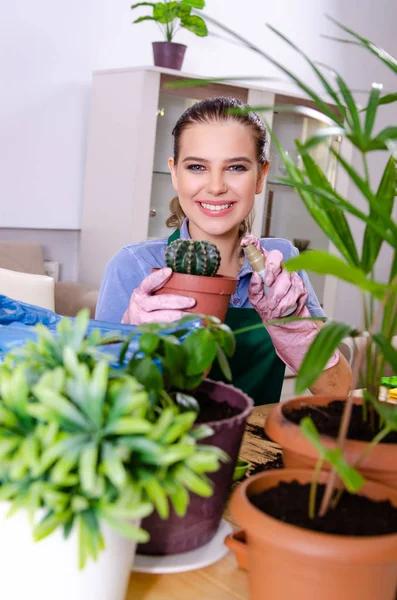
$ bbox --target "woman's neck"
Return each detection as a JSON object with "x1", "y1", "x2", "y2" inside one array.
[{"x1": 187, "y1": 221, "x2": 243, "y2": 277}]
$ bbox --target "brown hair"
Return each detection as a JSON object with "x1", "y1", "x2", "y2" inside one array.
[{"x1": 166, "y1": 96, "x2": 269, "y2": 235}]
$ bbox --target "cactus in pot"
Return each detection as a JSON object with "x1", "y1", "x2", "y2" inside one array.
[
  {"x1": 156, "y1": 239, "x2": 237, "y2": 322},
  {"x1": 165, "y1": 239, "x2": 221, "y2": 276}
]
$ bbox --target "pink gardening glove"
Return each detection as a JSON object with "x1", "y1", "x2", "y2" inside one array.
[
  {"x1": 241, "y1": 235, "x2": 339, "y2": 374},
  {"x1": 121, "y1": 268, "x2": 196, "y2": 325}
]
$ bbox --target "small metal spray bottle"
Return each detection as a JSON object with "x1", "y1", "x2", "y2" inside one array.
[{"x1": 244, "y1": 244, "x2": 297, "y2": 317}]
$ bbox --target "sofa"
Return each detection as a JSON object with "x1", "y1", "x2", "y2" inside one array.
[{"x1": 0, "y1": 241, "x2": 98, "y2": 317}]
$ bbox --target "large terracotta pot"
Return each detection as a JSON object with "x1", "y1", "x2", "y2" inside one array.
[
  {"x1": 137, "y1": 379, "x2": 253, "y2": 555},
  {"x1": 228, "y1": 469, "x2": 397, "y2": 600},
  {"x1": 153, "y1": 271, "x2": 238, "y2": 323},
  {"x1": 265, "y1": 395, "x2": 397, "y2": 489}
]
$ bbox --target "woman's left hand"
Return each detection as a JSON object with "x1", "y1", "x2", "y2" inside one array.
[{"x1": 240, "y1": 234, "x2": 339, "y2": 375}]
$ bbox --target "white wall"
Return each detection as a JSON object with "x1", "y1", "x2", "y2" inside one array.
[{"x1": 1, "y1": 0, "x2": 396, "y2": 318}]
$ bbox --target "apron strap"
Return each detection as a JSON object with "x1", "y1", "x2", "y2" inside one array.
[{"x1": 168, "y1": 229, "x2": 180, "y2": 244}]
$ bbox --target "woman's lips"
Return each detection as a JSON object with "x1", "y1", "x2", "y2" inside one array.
[{"x1": 196, "y1": 201, "x2": 236, "y2": 217}]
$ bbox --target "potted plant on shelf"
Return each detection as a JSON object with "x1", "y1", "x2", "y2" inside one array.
[
  {"x1": 154, "y1": 238, "x2": 238, "y2": 323},
  {"x1": 131, "y1": 0, "x2": 208, "y2": 70},
  {"x1": 0, "y1": 311, "x2": 228, "y2": 600},
  {"x1": 184, "y1": 14, "x2": 397, "y2": 600},
  {"x1": 119, "y1": 314, "x2": 253, "y2": 555}
]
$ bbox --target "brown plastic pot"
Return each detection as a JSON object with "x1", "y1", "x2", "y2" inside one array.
[
  {"x1": 229, "y1": 468, "x2": 397, "y2": 600},
  {"x1": 152, "y1": 41, "x2": 186, "y2": 70},
  {"x1": 137, "y1": 379, "x2": 253, "y2": 555},
  {"x1": 153, "y1": 271, "x2": 238, "y2": 323},
  {"x1": 265, "y1": 395, "x2": 397, "y2": 489}
]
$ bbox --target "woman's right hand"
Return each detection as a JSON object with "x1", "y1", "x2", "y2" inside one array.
[{"x1": 121, "y1": 267, "x2": 196, "y2": 325}]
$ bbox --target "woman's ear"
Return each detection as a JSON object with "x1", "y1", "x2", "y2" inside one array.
[
  {"x1": 168, "y1": 157, "x2": 178, "y2": 191},
  {"x1": 255, "y1": 162, "x2": 270, "y2": 195}
]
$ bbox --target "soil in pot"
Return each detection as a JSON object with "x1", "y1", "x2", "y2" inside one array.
[
  {"x1": 194, "y1": 390, "x2": 241, "y2": 423},
  {"x1": 251, "y1": 481, "x2": 397, "y2": 536},
  {"x1": 286, "y1": 400, "x2": 397, "y2": 443}
]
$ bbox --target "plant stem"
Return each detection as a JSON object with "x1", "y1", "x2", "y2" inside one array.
[
  {"x1": 363, "y1": 153, "x2": 370, "y2": 185},
  {"x1": 355, "y1": 426, "x2": 392, "y2": 467},
  {"x1": 309, "y1": 457, "x2": 324, "y2": 519},
  {"x1": 319, "y1": 276, "x2": 397, "y2": 517}
]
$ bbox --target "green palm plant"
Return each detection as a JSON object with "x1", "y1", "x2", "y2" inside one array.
[
  {"x1": 168, "y1": 13, "x2": 397, "y2": 514},
  {"x1": 0, "y1": 313, "x2": 227, "y2": 568}
]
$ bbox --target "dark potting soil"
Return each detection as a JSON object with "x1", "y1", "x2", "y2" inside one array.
[
  {"x1": 194, "y1": 391, "x2": 241, "y2": 424},
  {"x1": 249, "y1": 453, "x2": 284, "y2": 476},
  {"x1": 251, "y1": 481, "x2": 397, "y2": 536},
  {"x1": 286, "y1": 400, "x2": 397, "y2": 444}
]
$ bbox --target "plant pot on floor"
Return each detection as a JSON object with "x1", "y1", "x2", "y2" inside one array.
[
  {"x1": 137, "y1": 379, "x2": 253, "y2": 555},
  {"x1": 152, "y1": 41, "x2": 187, "y2": 70},
  {"x1": 265, "y1": 395, "x2": 397, "y2": 489},
  {"x1": 228, "y1": 468, "x2": 397, "y2": 600},
  {"x1": 0, "y1": 504, "x2": 139, "y2": 600},
  {"x1": 153, "y1": 270, "x2": 238, "y2": 323}
]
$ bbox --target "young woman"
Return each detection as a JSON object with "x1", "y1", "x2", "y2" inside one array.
[{"x1": 96, "y1": 97, "x2": 352, "y2": 404}]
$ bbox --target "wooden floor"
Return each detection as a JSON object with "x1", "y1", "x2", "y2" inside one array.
[{"x1": 127, "y1": 404, "x2": 280, "y2": 599}]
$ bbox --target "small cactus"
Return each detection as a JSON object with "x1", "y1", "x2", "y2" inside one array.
[{"x1": 165, "y1": 239, "x2": 221, "y2": 276}]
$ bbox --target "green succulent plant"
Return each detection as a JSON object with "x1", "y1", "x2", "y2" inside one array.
[
  {"x1": 131, "y1": 0, "x2": 208, "y2": 43},
  {"x1": 0, "y1": 312, "x2": 227, "y2": 568},
  {"x1": 165, "y1": 239, "x2": 221, "y2": 276}
]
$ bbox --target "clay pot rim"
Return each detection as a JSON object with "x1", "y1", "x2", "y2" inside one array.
[
  {"x1": 230, "y1": 468, "x2": 397, "y2": 561},
  {"x1": 196, "y1": 379, "x2": 254, "y2": 430},
  {"x1": 152, "y1": 41, "x2": 187, "y2": 49},
  {"x1": 265, "y1": 395, "x2": 396, "y2": 469}
]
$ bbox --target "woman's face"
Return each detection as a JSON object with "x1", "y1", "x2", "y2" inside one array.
[{"x1": 168, "y1": 121, "x2": 268, "y2": 239}]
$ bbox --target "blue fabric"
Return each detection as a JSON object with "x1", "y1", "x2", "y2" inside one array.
[
  {"x1": 96, "y1": 218, "x2": 326, "y2": 323},
  {"x1": 0, "y1": 295, "x2": 203, "y2": 365}
]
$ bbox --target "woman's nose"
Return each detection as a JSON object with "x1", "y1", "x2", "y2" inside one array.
[{"x1": 205, "y1": 171, "x2": 228, "y2": 196}]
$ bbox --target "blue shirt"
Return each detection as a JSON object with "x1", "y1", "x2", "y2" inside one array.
[{"x1": 96, "y1": 218, "x2": 325, "y2": 323}]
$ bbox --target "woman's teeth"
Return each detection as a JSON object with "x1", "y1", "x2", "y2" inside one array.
[{"x1": 200, "y1": 202, "x2": 232, "y2": 211}]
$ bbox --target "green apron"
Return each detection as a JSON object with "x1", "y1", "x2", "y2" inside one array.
[{"x1": 168, "y1": 230, "x2": 285, "y2": 405}]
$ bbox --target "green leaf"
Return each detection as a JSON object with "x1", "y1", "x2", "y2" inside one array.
[
  {"x1": 139, "y1": 333, "x2": 160, "y2": 354},
  {"x1": 143, "y1": 478, "x2": 169, "y2": 518},
  {"x1": 215, "y1": 345, "x2": 232, "y2": 381},
  {"x1": 364, "y1": 83, "x2": 382, "y2": 139},
  {"x1": 362, "y1": 156, "x2": 396, "y2": 272},
  {"x1": 180, "y1": 15, "x2": 208, "y2": 37},
  {"x1": 295, "y1": 321, "x2": 354, "y2": 393},
  {"x1": 378, "y1": 93, "x2": 397, "y2": 107},
  {"x1": 296, "y1": 143, "x2": 360, "y2": 267},
  {"x1": 286, "y1": 250, "x2": 389, "y2": 299},
  {"x1": 181, "y1": 0, "x2": 205, "y2": 8},
  {"x1": 100, "y1": 514, "x2": 149, "y2": 543},
  {"x1": 133, "y1": 15, "x2": 156, "y2": 23},
  {"x1": 33, "y1": 511, "x2": 71, "y2": 542},
  {"x1": 267, "y1": 24, "x2": 345, "y2": 119},
  {"x1": 366, "y1": 394, "x2": 397, "y2": 430},
  {"x1": 174, "y1": 465, "x2": 213, "y2": 497},
  {"x1": 32, "y1": 385, "x2": 89, "y2": 430},
  {"x1": 105, "y1": 417, "x2": 152, "y2": 435},
  {"x1": 130, "y1": 2, "x2": 156, "y2": 9},
  {"x1": 161, "y1": 412, "x2": 197, "y2": 444},
  {"x1": 326, "y1": 15, "x2": 397, "y2": 75},
  {"x1": 372, "y1": 333, "x2": 397, "y2": 373},
  {"x1": 169, "y1": 482, "x2": 189, "y2": 516},
  {"x1": 335, "y1": 73, "x2": 362, "y2": 139},
  {"x1": 301, "y1": 418, "x2": 365, "y2": 493},
  {"x1": 175, "y1": 392, "x2": 199, "y2": 413},
  {"x1": 102, "y1": 443, "x2": 127, "y2": 488},
  {"x1": 183, "y1": 329, "x2": 217, "y2": 375},
  {"x1": 153, "y1": 1, "x2": 178, "y2": 24},
  {"x1": 369, "y1": 126, "x2": 397, "y2": 151},
  {"x1": 127, "y1": 356, "x2": 163, "y2": 391},
  {"x1": 79, "y1": 444, "x2": 98, "y2": 495}
]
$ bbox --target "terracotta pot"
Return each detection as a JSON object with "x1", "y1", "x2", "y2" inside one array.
[
  {"x1": 228, "y1": 468, "x2": 397, "y2": 600},
  {"x1": 153, "y1": 270, "x2": 238, "y2": 323},
  {"x1": 265, "y1": 395, "x2": 397, "y2": 489},
  {"x1": 137, "y1": 379, "x2": 253, "y2": 555},
  {"x1": 152, "y1": 41, "x2": 186, "y2": 70}
]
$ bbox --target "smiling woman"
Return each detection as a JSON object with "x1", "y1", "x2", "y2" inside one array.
[{"x1": 95, "y1": 97, "x2": 352, "y2": 405}]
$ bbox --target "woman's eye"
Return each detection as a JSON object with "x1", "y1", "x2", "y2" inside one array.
[
  {"x1": 228, "y1": 164, "x2": 247, "y2": 172},
  {"x1": 187, "y1": 164, "x2": 205, "y2": 171}
]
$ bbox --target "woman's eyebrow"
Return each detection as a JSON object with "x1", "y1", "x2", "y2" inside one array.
[{"x1": 182, "y1": 156, "x2": 253, "y2": 164}]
